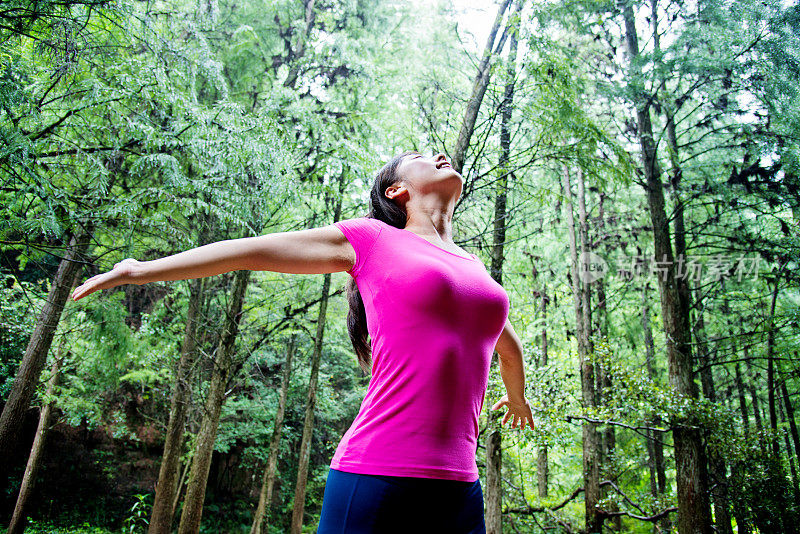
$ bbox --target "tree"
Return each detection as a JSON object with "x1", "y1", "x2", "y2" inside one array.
[
  {"x1": 148, "y1": 278, "x2": 204, "y2": 533},
  {"x1": 563, "y1": 166, "x2": 601, "y2": 533},
  {"x1": 290, "y1": 179, "x2": 344, "y2": 534},
  {"x1": 620, "y1": 4, "x2": 713, "y2": 531},
  {"x1": 250, "y1": 333, "x2": 297, "y2": 534},
  {"x1": 178, "y1": 269, "x2": 251, "y2": 533}
]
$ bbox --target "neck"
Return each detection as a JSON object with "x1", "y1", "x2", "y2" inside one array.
[{"x1": 403, "y1": 195, "x2": 456, "y2": 243}]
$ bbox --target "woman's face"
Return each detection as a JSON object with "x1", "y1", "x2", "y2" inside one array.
[{"x1": 390, "y1": 151, "x2": 463, "y2": 203}]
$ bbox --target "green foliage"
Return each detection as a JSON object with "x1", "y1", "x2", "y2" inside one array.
[
  {"x1": 20, "y1": 520, "x2": 116, "y2": 534},
  {"x1": 122, "y1": 493, "x2": 152, "y2": 534},
  {"x1": 728, "y1": 437, "x2": 800, "y2": 531},
  {"x1": 0, "y1": 277, "x2": 41, "y2": 399},
  {"x1": 196, "y1": 497, "x2": 254, "y2": 533}
]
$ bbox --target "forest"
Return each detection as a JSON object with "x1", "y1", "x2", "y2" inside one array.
[{"x1": 1, "y1": 0, "x2": 799, "y2": 532}]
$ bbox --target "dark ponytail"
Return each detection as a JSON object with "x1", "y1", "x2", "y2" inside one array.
[{"x1": 347, "y1": 151, "x2": 415, "y2": 374}]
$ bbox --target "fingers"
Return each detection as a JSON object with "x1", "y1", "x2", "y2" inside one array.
[
  {"x1": 498, "y1": 408, "x2": 533, "y2": 431},
  {"x1": 72, "y1": 280, "x2": 96, "y2": 301},
  {"x1": 491, "y1": 394, "x2": 508, "y2": 412},
  {"x1": 501, "y1": 410, "x2": 511, "y2": 426},
  {"x1": 515, "y1": 415, "x2": 528, "y2": 430},
  {"x1": 71, "y1": 271, "x2": 117, "y2": 301},
  {"x1": 493, "y1": 396, "x2": 535, "y2": 431},
  {"x1": 71, "y1": 258, "x2": 141, "y2": 301}
]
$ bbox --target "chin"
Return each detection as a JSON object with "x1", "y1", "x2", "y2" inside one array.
[{"x1": 442, "y1": 168, "x2": 462, "y2": 181}]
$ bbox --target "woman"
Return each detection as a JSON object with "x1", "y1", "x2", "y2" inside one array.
[{"x1": 72, "y1": 150, "x2": 533, "y2": 533}]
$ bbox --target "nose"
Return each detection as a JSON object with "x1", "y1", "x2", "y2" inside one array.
[{"x1": 434, "y1": 152, "x2": 449, "y2": 167}]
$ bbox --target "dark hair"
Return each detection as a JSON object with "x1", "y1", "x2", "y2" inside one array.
[{"x1": 347, "y1": 150, "x2": 415, "y2": 374}]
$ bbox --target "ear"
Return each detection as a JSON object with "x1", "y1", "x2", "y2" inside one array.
[{"x1": 385, "y1": 182, "x2": 408, "y2": 201}]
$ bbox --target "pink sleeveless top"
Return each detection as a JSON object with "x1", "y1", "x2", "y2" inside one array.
[{"x1": 330, "y1": 217, "x2": 509, "y2": 482}]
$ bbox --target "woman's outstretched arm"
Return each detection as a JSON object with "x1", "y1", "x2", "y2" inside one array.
[
  {"x1": 491, "y1": 318, "x2": 534, "y2": 431},
  {"x1": 72, "y1": 225, "x2": 355, "y2": 301}
]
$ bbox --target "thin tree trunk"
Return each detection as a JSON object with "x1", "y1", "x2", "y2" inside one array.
[
  {"x1": 694, "y1": 291, "x2": 733, "y2": 534},
  {"x1": 283, "y1": 0, "x2": 317, "y2": 89},
  {"x1": 595, "y1": 192, "x2": 620, "y2": 531},
  {"x1": 766, "y1": 275, "x2": 781, "y2": 458},
  {"x1": 172, "y1": 458, "x2": 191, "y2": 519},
  {"x1": 484, "y1": 19, "x2": 518, "y2": 534},
  {"x1": 290, "y1": 182, "x2": 344, "y2": 534},
  {"x1": 7, "y1": 348, "x2": 64, "y2": 534},
  {"x1": 735, "y1": 362, "x2": 750, "y2": 435},
  {"x1": 451, "y1": 0, "x2": 513, "y2": 174},
  {"x1": 149, "y1": 278, "x2": 204, "y2": 534},
  {"x1": 289, "y1": 274, "x2": 331, "y2": 534},
  {"x1": 642, "y1": 283, "x2": 669, "y2": 532},
  {"x1": 178, "y1": 270, "x2": 251, "y2": 534},
  {"x1": 731, "y1": 341, "x2": 752, "y2": 533},
  {"x1": 781, "y1": 365, "x2": 800, "y2": 508},
  {"x1": 780, "y1": 394, "x2": 800, "y2": 504},
  {"x1": 537, "y1": 289, "x2": 549, "y2": 499},
  {"x1": 764, "y1": 290, "x2": 797, "y2": 533},
  {"x1": 577, "y1": 167, "x2": 601, "y2": 533},
  {"x1": 0, "y1": 230, "x2": 92, "y2": 468},
  {"x1": 621, "y1": 5, "x2": 712, "y2": 531},
  {"x1": 563, "y1": 166, "x2": 601, "y2": 533},
  {"x1": 745, "y1": 352, "x2": 764, "y2": 435},
  {"x1": 251, "y1": 333, "x2": 297, "y2": 534}
]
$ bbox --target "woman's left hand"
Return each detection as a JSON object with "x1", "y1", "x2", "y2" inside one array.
[{"x1": 491, "y1": 394, "x2": 534, "y2": 431}]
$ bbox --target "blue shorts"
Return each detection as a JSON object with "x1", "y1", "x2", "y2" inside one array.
[{"x1": 317, "y1": 468, "x2": 486, "y2": 534}]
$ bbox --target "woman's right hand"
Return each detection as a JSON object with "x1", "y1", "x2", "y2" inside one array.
[
  {"x1": 491, "y1": 393, "x2": 534, "y2": 431},
  {"x1": 72, "y1": 258, "x2": 143, "y2": 301}
]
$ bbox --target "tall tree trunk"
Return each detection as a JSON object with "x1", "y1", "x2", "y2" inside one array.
[
  {"x1": 251, "y1": 333, "x2": 297, "y2": 534},
  {"x1": 694, "y1": 290, "x2": 733, "y2": 534},
  {"x1": 621, "y1": 5, "x2": 712, "y2": 532},
  {"x1": 763, "y1": 274, "x2": 792, "y2": 531},
  {"x1": 577, "y1": 167, "x2": 601, "y2": 533},
  {"x1": 745, "y1": 352, "x2": 764, "y2": 435},
  {"x1": 766, "y1": 274, "x2": 781, "y2": 458},
  {"x1": 595, "y1": 193, "x2": 620, "y2": 531},
  {"x1": 178, "y1": 270, "x2": 251, "y2": 534},
  {"x1": 451, "y1": 0, "x2": 513, "y2": 174},
  {"x1": 780, "y1": 394, "x2": 800, "y2": 505},
  {"x1": 290, "y1": 182, "x2": 344, "y2": 534},
  {"x1": 149, "y1": 278, "x2": 204, "y2": 534},
  {"x1": 563, "y1": 166, "x2": 601, "y2": 533},
  {"x1": 735, "y1": 362, "x2": 750, "y2": 435},
  {"x1": 781, "y1": 363, "x2": 800, "y2": 509},
  {"x1": 283, "y1": 0, "x2": 316, "y2": 89},
  {"x1": 7, "y1": 348, "x2": 64, "y2": 534},
  {"x1": 289, "y1": 274, "x2": 331, "y2": 534},
  {"x1": 485, "y1": 19, "x2": 518, "y2": 534},
  {"x1": 643, "y1": 286, "x2": 658, "y2": 505},
  {"x1": 172, "y1": 458, "x2": 191, "y2": 519},
  {"x1": 642, "y1": 283, "x2": 669, "y2": 532},
  {"x1": 537, "y1": 288, "x2": 549, "y2": 499},
  {"x1": 730, "y1": 332, "x2": 753, "y2": 533},
  {"x1": 0, "y1": 229, "x2": 92, "y2": 471},
  {"x1": 661, "y1": 32, "x2": 716, "y2": 530}
]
